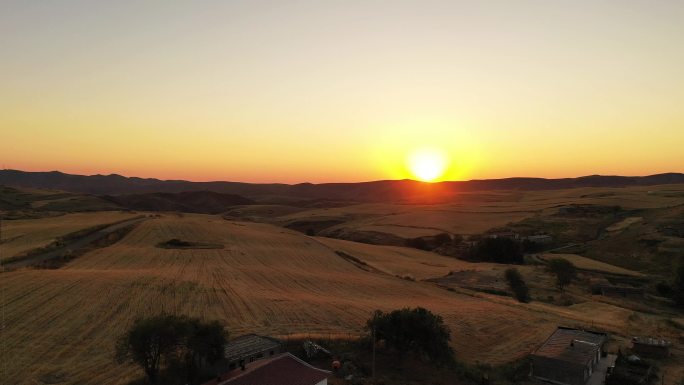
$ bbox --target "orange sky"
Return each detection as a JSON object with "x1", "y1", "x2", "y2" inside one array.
[{"x1": 1, "y1": 1, "x2": 683, "y2": 183}]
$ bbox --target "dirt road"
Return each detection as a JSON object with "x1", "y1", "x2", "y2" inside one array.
[{"x1": 2, "y1": 216, "x2": 147, "y2": 270}]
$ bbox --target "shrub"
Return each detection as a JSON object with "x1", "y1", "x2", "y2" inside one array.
[
  {"x1": 470, "y1": 237, "x2": 523, "y2": 264},
  {"x1": 367, "y1": 307, "x2": 453, "y2": 364},
  {"x1": 504, "y1": 268, "x2": 530, "y2": 303},
  {"x1": 434, "y1": 233, "x2": 452, "y2": 246},
  {"x1": 405, "y1": 237, "x2": 429, "y2": 250}
]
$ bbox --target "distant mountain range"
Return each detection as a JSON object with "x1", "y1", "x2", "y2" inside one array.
[{"x1": 1, "y1": 169, "x2": 683, "y2": 203}]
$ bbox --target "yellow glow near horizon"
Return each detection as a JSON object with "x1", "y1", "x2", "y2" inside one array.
[
  {"x1": 1, "y1": 2, "x2": 683, "y2": 183},
  {"x1": 408, "y1": 148, "x2": 449, "y2": 182}
]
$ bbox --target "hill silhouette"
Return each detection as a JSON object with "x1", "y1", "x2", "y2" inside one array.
[{"x1": 1, "y1": 169, "x2": 683, "y2": 203}]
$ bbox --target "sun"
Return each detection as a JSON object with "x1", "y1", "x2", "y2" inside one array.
[{"x1": 407, "y1": 148, "x2": 449, "y2": 182}]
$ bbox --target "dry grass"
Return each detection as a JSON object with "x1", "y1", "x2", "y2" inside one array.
[
  {"x1": 0, "y1": 212, "x2": 137, "y2": 260},
  {"x1": 0, "y1": 212, "x2": 678, "y2": 384},
  {"x1": 540, "y1": 253, "x2": 643, "y2": 276}
]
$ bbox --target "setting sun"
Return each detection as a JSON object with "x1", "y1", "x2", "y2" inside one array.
[{"x1": 407, "y1": 148, "x2": 449, "y2": 182}]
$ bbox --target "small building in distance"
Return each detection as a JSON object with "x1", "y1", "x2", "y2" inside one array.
[
  {"x1": 631, "y1": 337, "x2": 671, "y2": 358},
  {"x1": 204, "y1": 352, "x2": 330, "y2": 385},
  {"x1": 531, "y1": 327, "x2": 608, "y2": 385},
  {"x1": 487, "y1": 231, "x2": 519, "y2": 239},
  {"x1": 223, "y1": 334, "x2": 282, "y2": 371},
  {"x1": 523, "y1": 234, "x2": 553, "y2": 244}
]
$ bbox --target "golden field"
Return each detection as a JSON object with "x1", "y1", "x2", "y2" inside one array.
[
  {"x1": 255, "y1": 185, "x2": 684, "y2": 241},
  {"x1": 2, "y1": 212, "x2": 682, "y2": 384}
]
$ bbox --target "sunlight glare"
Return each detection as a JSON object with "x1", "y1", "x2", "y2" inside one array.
[{"x1": 407, "y1": 148, "x2": 449, "y2": 182}]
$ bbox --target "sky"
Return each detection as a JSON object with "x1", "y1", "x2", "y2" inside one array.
[{"x1": 1, "y1": 0, "x2": 683, "y2": 183}]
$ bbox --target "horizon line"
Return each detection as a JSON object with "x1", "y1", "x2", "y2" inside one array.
[{"x1": 1, "y1": 168, "x2": 683, "y2": 186}]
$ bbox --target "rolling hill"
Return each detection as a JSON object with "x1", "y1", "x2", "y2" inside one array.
[
  {"x1": 1, "y1": 213, "x2": 659, "y2": 385},
  {"x1": 2, "y1": 169, "x2": 683, "y2": 203}
]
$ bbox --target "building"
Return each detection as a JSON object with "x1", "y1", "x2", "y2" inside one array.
[
  {"x1": 487, "y1": 231, "x2": 519, "y2": 239},
  {"x1": 523, "y1": 234, "x2": 553, "y2": 244},
  {"x1": 204, "y1": 352, "x2": 330, "y2": 385},
  {"x1": 631, "y1": 337, "x2": 671, "y2": 358},
  {"x1": 531, "y1": 327, "x2": 608, "y2": 385},
  {"x1": 223, "y1": 334, "x2": 282, "y2": 371}
]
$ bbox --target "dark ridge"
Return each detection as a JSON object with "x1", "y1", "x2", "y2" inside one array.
[
  {"x1": 103, "y1": 191, "x2": 255, "y2": 214},
  {"x1": 1, "y1": 169, "x2": 683, "y2": 203}
]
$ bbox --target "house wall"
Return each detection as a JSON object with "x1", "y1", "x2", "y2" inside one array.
[
  {"x1": 632, "y1": 343, "x2": 669, "y2": 358},
  {"x1": 531, "y1": 356, "x2": 588, "y2": 385},
  {"x1": 315, "y1": 380, "x2": 327, "y2": 385}
]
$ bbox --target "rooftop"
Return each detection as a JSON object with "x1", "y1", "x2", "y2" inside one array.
[
  {"x1": 224, "y1": 334, "x2": 281, "y2": 362},
  {"x1": 533, "y1": 327, "x2": 607, "y2": 366},
  {"x1": 204, "y1": 353, "x2": 330, "y2": 385},
  {"x1": 632, "y1": 337, "x2": 671, "y2": 347}
]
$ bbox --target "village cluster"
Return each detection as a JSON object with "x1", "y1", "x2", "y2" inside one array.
[{"x1": 200, "y1": 328, "x2": 671, "y2": 385}]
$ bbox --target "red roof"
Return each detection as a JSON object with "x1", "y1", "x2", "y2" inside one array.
[{"x1": 204, "y1": 353, "x2": 330, "y2": 385}]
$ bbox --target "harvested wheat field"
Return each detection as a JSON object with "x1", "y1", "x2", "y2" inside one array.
[
  {"x1": 0, "y1": 213, "x2": 639, "y2": 385},
  {"x1": 540, "y1": 253, "x2": 643, "y2": 276},
  {"x1": 314, "y1": 236, "x2": 496, "y2": 280},
  {"x1": 0, "y1": 211, "x2": 138, "y2": 260},
  {"x1": 269, "y1": 185, "x2": 684, "y2": 242}
]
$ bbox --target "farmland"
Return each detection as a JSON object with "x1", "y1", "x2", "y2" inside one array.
[
  {"x1": 1, "y1": 184, "x2": 684, "y2": 384},
  {"x1": 1, "y1": 211, "x2": 682, "y2": 385},
  {"x1": 0, "y1": 211, "x2": 138, "y2": 260},
  {"x1": 234, "y1": 184, "x2": 684, "y2": 244}
]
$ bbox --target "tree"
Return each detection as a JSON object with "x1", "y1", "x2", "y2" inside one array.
[
  {"x1": 367, "y1": 307, "x2": 453, "y2": 363},
  {"x1": 116, "y1": 315, "x2": 228, "y2": 384},
  {"x1": 405, "y1": 237, "x2": 429, "y2": 250},
  {"x1": 547, "y1": 258, "x2": 577, "y2": 292},
  {"x1": 183, "y1": 320, "x2": 228, "y2": 380},
  {"x1": 115, "y1": 315, "x2": 184, "y2": 383},
  {"x1": 471, "y1": 237, "x2": 523, "y2": 264},
  {"x1": 505, "y1": 268, "x2": 530, "y2": 303},
  {"x1": 434, "y1": 233, "x2": 452, "y2": 247},
  {"x1": 521, "y1": 239, "x2": 541, "y2": 253}
]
